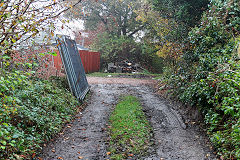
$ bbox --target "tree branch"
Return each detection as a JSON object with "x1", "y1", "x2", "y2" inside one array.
[{"x1": 128, "y1": 25, "x2": 145, "y2": 37}]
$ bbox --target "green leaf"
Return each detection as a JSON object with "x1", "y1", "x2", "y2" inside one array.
[
  {"x1": 9, "y1": 143, "x2": 15, "y2": 147},
  {"x1": 2, "y1": 123, "x2": 8, "y2": 127},
  {"x1": 11, "y1": 38, "x2": 16, "y2": 43},
  {"x1": 1, "y1": 140, "x2": 7, "y2": 145},
  {"x1": 19, "y1": 146, "x2": 24, "y2": 151},
  {"x1": 49, "y1": 52, "x2": 57, "y2": 56},
  {"x1": 3, "y1": 55, "x2": 11, "y2": 60},
  {"x1": 39, "y1": 53, "x2": 45, "y2": 56}
]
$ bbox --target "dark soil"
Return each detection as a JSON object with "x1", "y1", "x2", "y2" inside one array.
[{"x1": 41, "y1": 77, "x2": 217, "y2": 160}]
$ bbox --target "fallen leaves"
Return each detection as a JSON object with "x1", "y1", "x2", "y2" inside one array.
[
  {"x1": 78, "y1": 128, "x2": 86, "y2": 131},
  {"x1": 206, "y1": 153, "x2": 210, "y2": 157},
  {"x1": 64, "y1": 137, "x2": 69, "y2": 141},
  {"x1": 32, "y1": 153, "x2": 36, "y2": 158},
  {"x1": 78, "y1": 156, "x2": 83, "y2": 159}
]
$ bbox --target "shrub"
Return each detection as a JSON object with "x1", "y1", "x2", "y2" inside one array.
[
  {"x1": 167, "y1": 0, "x2": 240, "y2": 158},
  {"x1": 0, "y1": 69, "x2": 80, "y2": 159}
]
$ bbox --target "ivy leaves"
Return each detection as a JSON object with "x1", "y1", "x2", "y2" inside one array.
[{"x1": 168, "y1": 0, "x2": 240, "y2": 158}]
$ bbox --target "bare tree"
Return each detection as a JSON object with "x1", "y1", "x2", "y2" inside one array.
[{"x1": 0, "y1": 0, "x2": 82, "y2": 53}]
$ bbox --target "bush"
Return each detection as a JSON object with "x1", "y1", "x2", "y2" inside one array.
[
  {"x1": 0, "y1": 69, "x2": 80, "y2": 159},
  {"x1": 167, "y1": 0, "x2": 240, "y2": 158}
]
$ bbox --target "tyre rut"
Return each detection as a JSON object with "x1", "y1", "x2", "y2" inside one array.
[{"x1": 41, "y1": 78, "x2": 216, "y2": 160}]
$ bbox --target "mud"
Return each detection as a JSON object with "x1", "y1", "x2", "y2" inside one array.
[
  {"x1": 115, "y1": 74, "x2": 155, "y2": 79},
  {"x1": 87, "y1": 77, "x2": 156, "y2": 85},
  {"x1": 41, "y1": 77, "x2": 216, "y2": 160}
]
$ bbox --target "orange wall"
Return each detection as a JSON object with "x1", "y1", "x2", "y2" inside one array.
[{"x1": 53, "y1": 50, "x2": 100, "y2": 74}]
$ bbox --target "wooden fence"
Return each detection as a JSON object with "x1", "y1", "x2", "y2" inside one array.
[{"x1": 53, "y1": 50, "x2": 100, "y2": 74}]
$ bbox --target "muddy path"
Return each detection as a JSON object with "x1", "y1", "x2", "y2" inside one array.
[{"x1": 41, "y1": 77, "x2": 216, "y2": 160}]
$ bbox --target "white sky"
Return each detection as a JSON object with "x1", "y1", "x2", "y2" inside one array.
[
  {"x1": 32, "y1": 0, "x2": 85, "y2": 39},
  {"x1": 55, "y1": 18, "x2": 85, "y2": 39}
]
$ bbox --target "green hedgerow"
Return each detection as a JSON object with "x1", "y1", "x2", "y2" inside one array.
[
  {"x1": 0, "y1": 69, "x2": 80, "y2": 159},
  {"x1": 167, "y1": 0, "x2": 240, "y2": 158}
]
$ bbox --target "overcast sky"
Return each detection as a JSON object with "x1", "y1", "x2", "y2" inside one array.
[
  {"x1": 32, "y1": 0, "x2": 85, "y2": 39},
  {"x1": 55, "y1": 18, "x2": 85, "y2": 39}
]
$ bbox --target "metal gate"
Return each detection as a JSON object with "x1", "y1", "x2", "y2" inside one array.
[{"x1": 56, "y1": 35, "x2": 89, "y2": 101}]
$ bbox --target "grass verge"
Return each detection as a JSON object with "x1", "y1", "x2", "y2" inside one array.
[{"x1": 108, "y1": 95, "x2": 152, "y2": 159}]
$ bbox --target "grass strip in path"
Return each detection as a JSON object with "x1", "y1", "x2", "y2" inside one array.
[{"x1": 108, "y1": 95, "x2": 152, "y2": 159}]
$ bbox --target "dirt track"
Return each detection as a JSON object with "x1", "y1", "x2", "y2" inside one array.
[
  {"x1": 41, "y1": 77, "x2": 216, "y2": 160},
  {"x1": 87, "y1": 77, "x2": 156, "y2": 85}
]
